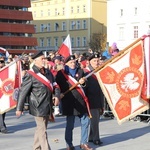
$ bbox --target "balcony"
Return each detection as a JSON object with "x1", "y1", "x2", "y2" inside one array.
[
  {"x1": 0, "y1": 36, "x2": 37, "y2": 46},
  {"x1": 0, "y1": 23, "x2": 35, "y2": 34},
  {"x1": 0, "y1": 0, "x2": 30, "y2": 7},
  {"x1": 0, "y1": 9, "x2": 33, "y2": 21}
]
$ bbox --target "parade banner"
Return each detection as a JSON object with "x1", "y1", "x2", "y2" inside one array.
[
  {"x1": 0, "y1": 61, "x2": 22, "y2": 114},
  {"x1": 96, "y1": 40, "x2": 149, "y2": 124}
]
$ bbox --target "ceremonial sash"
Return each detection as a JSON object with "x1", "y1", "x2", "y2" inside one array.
[
  {"x1": 61, "y1": 70, "x2": 92, "y2": 118},
  {"x1": 84, "y1": 68, "x2": 97, "y2": 80},
  {"x1": 27, "y1": 70, "x2": 53, "y2": 92}
]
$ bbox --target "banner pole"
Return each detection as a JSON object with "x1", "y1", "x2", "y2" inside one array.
[
  {"x1": 0, "y1": 52, "x2": 25, "y2": 72},
  {"x1": 63, "y1": 37, "x2": 142, "y2": 95}
]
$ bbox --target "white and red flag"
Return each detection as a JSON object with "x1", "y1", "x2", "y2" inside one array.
[
  {"x1": 0, "y1": 60, "x2": 22, "y2": 114},
  {"x1": 95, "y1": 39, "x2": 149, "y2": 124},
  {"x1": 57, "y1": 34, "x2": 72, "y2": 59},
  {"x1": 0, "y1": 47, "x2": 9, "y2": 58}
]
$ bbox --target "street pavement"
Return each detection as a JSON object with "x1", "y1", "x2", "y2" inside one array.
[{"x1": 0, "y1": 109, "x2": 150, "y2": 150}]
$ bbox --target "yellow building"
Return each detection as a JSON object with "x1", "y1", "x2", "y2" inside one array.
[{"x1": 30, "y1": 0, "x2": 107, "y2": 53}]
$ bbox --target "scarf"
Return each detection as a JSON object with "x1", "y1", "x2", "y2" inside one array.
[{"x1": 65, "y1": 65, "x2": 77, "y2": 77}]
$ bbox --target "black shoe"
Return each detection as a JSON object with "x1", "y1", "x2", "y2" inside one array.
[
  {"x1": 1, "y1": 129, "x2": 8, "y2": 134},
  {"x1": 88, "y1": 140, "x2": 93, "y2": 142},
  {"x1": 93, "y1": 140, "x2": 103, "y2": 145},
  {"x1": 66, "y1": 146, "x2": 75, "y2": 150}
]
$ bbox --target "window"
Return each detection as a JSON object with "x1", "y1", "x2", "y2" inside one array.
[
  {"x1": 40, "y1": 24, "x2": 44, "y2": 32},
  {"x1": 34, "y1": 25, "x2": 37, "y2": 33},
  {"x1": 71, "y1": 21, "x2": 75, "y2": 30},
  {"x1": 47, "y1": 38, "x2": 51, "y2": 47},
  {"x1": 62, "y1": 37, "x2": 66, "y2": 43},
  {"x1": 83, "y1": 20, "x2": 86, "y2": 29},
  {"x1": 54, "y1": 37, "x2": 58, "y2": 47},
  {"x1": 40, "y1": 38, "x2": 44, "y2": 47},
  {"x1": 71, "y1": 7, "x2": 74, "y2": 14},
  {"x1": 62, "y1": 22, "x2": 66, "y2": 31},
  {"x1": 83, "y1": 5, "x2": 86, "y2": 12},
  {"x1": 77, "y1": 37, "x2": 80, "y2": 47},
  {"x1": 47, "y1": 23, "x2": 51, "y2": 31},
  {"x1": 120, "y1": 9, "x2": 123, "y2": 17},
  {"x1": 33, "y1": 11, "x2": 36, "y2": 17},
  {"x1": 55, "y1": 8, "x2": 58, "y2": 16},
  {"x1": 71, "y1": 37, "x2": 75, "y2": 47},
  {"x1": 119, "y1": 27, "x2": 124, "y2": 40},
  {"x1": 41, "y1": 10, "x2": 43, "y2": 17},
  {"x1": 77, "y1": 6, "x2": 80, "y2": 13},
  {"x1": 55, "y1": 23, "x2": 59, "y2": 31},
  {"x1": 134, "y1": 7, "x2": 137, "y2": 15},
  {"x1": 76, "y1": 20, "x2": 80, "y2": 29},
  {"x1": 82, "y1": 37, "x2": 86, "y2": 47},
  {"x1": 48, "y1": 9, "x2": 50, "y2": 16},
  {"x1": 133, "y1": 26, "x2": 138, "y2": 38},
  {"x1": 62, "y1": 7, "x2": 65, "y2": 15},
  {"x1": 22, "y1": 7, "x2": 28, "y2": 11}
]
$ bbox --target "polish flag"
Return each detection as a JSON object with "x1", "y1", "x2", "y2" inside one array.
[{"x1": 57, "y1": 34, "x2": 72, "y2": 59}]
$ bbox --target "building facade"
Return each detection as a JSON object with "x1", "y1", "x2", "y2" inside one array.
[
  {"x1": 30, "y1": 0, "x2": 107, "y2": 53},
  {"x1": 0, "y1": 0, "x2": 37, "y2": 54},
  {"x1": 107, "y1": 0, "x2": 150, "y2": 50}
]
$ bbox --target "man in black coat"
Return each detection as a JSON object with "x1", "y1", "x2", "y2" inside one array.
[
  {"x1": 56, "y1": 55, "x2": 93, "y2": 150},
  {"x1": 16, "y1": 51, "x2": 60, "y2": 150},
  {"x1": 84, "y1": 52, "x2": 104, "y2": 146}
]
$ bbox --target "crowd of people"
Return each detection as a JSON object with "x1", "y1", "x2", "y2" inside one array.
[{"x1": 0, "y1": 47, "x2": 115, "y2": 150}]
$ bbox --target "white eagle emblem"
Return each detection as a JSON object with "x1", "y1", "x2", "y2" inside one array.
[{"x1": 120, "y1": 73, "x2": 139, "y2": 92}]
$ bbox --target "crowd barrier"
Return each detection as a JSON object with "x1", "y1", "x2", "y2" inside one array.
[{"x1": 103, "y1": 97, "x2": 150, "y2": 124}]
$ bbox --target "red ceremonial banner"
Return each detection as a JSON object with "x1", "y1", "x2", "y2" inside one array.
[
  {"x1": 0, "y1": 61, "x2": 22, "y2": 114},
  {"x1": 96, "y1": 40, "x2": 149, "y2": 124}
]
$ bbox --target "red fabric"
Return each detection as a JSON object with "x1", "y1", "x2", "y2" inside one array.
[
  {"x1": 0, "y1": 62, "x2": 20, "y2": 114},
  {"x1": 80, "y1": 60, "x2": 87, "y2": 68},
  {"x1": 96, "y1": 40, "x2": 149, "y2": 124},
  {"x1": 57, "y1": 35, "x2": 72, "y2": 59}
]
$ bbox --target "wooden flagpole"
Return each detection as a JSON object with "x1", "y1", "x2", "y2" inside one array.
[
  {"x1": 0, "y1": 51, "x2": 25, "y2": 72},
  {"x1": 63, "y1": 37, "x2": 143, "y2": 95}
]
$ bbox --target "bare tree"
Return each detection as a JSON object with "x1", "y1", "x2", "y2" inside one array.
[{"x1": 89, "y1": 33, "x2": 107, "y2": 53}]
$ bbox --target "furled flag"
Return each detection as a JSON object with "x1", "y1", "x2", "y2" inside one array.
[
  {"x1": 95, "y1": 39, "x2": 149, "y2": 124},
  {"x1": 0, "y1": 47, "x2": 9, "y2": 58},
  {"x1": 0, "y1": 60, "x2": 22, "y2": 114},
  {"x1": 57, "y1": 34, "x2": 72, "y2": 59}
]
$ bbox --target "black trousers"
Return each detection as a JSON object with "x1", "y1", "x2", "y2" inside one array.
[{"x1": 0, "y1": 113, "x2": 6, "y2": 131}]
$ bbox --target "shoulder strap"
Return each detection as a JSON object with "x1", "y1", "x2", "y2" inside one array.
[
  {"x1": 61, "y1": 69, "x2": 92, "y2": 118},
  {"x1": 84, "y1": 68, "x2": 97, "y2": 80},
  {"x1": 27, "y1": 70, "x2": 53, "y2": 92}
]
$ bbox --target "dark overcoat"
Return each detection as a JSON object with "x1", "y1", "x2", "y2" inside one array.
[
  {"x1": 16, "y1": 65, "x2": 60, "y2": 117},
  {"x1": 84, "y1": 65, "x2": 104, "y2": 109},
  {"x1": 56, "y1": 67, "x2": 87, "y2": 116}
]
